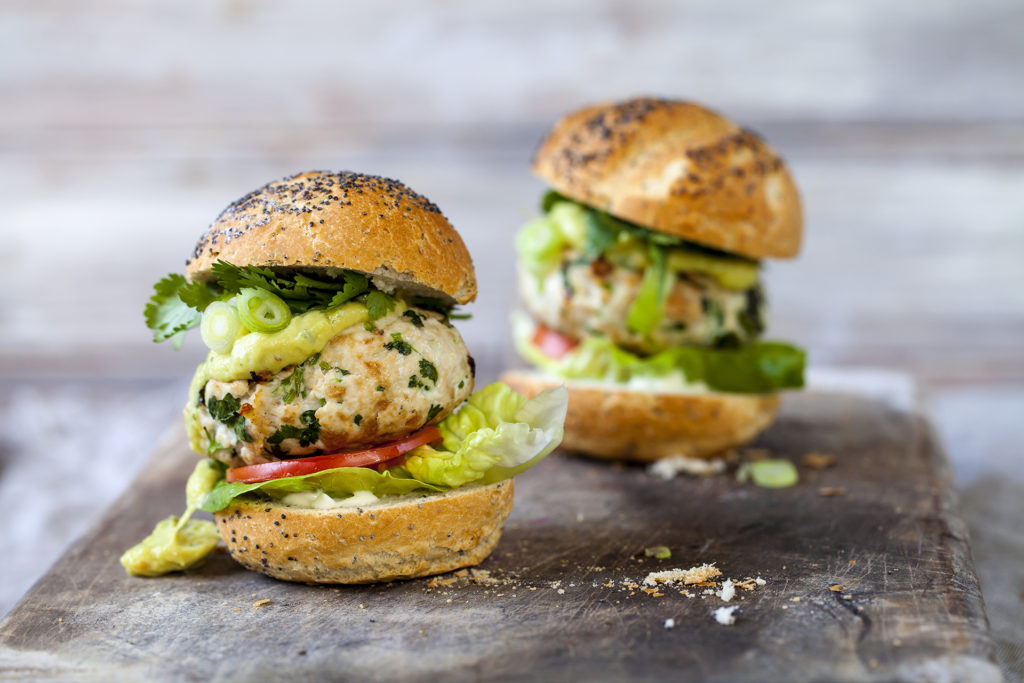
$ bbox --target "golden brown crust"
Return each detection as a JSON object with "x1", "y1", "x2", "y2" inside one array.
[
  {"x1": 214, "y1": 481, "x2": 513, "y2": 583},
  {"x1": 500, "y1": 370, "x2": 778, "y2": 462},
  {"x1": 186, "y1": 170, "x2": 477, "y2": 304},
  {"x1": 532, "y1": 98, "x2": 802, "y2": 260}
]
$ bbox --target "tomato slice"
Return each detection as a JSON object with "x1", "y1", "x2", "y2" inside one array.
[
  {"x1": 226, "y1": 425, "x2": 442, "y2": 484},
  {"x1": 532, "y1": 323, "x2": 579, "y2": 359}
]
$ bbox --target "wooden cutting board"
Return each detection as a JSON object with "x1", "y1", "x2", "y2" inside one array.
[{"x1": 0, "y1": 392, "x2": 999, "y2": 681}]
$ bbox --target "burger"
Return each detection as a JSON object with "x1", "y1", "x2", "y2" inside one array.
[
  {"x1": 122, "y1": 170, "x2": 567, "y2": 583},
  {"x1": 501, "y1": 98, "x2": 805, "y2": 461}
]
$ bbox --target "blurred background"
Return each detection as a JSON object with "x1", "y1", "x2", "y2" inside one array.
[{"x1": 1, "y1": 0, "x2": 1022, "y2": 670}]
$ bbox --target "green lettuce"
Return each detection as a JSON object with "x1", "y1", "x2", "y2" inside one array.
[
  {"x1": 514, "y1": 315, "x2": 804, "y2": 394},
  {"x1": 404, "y1": 382, "x2": 568, "y2": 487},
  {"x1": 200, "y1": 382, "x2": 568, "y2": 512}
]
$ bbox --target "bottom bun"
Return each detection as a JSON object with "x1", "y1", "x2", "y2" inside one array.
[
  {"x1": 215, "y1": 480, "x2": 513, "y2": 584},
  {"x1": 500, "y1": 370, "x2": 779, "y2": 462}
]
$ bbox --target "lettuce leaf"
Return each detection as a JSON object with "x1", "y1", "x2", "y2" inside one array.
[
  {"x1": 404, "y1": 383, "x2": 568, "y2": 487},
  {"x1": 200, "y1": 382, "x2": 569, "y2": 512},
  {"x1": 514, "y1": 315, "x2": 804, "y2": 394},
  {"x1": 200, "y1": 466, "x2": 444, "y2": 513}
]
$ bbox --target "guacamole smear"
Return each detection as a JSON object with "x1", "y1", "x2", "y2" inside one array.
[{"x1": 120, "y1": 460, "x2": 221, "y2": 577}]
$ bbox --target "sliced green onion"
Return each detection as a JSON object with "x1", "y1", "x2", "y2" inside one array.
[
  {"x1": 200, "y1": 301, "x2": 245, "y2": 354},
  {"x1": 740, "y1": 459, "x2": 799, "y2": 489},
  {"x1": 626, "y1": 243, "x2": 670, "y2": 335},
  {"x1": 236, "y1": 287, "x2": 291, "y2": 333}
]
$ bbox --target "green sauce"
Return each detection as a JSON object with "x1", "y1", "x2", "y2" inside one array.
[
  {"x1": 120, "y1": 460, "x2": 223, "y2": 577},
  {"x1": 185, "y1": 301, "x2": 369, "y2": 453}
]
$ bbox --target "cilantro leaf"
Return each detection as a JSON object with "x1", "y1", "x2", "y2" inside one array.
[
  {"x1": 327, "y1": 271, "x2": 369, "y2": 307},
  {"x1": 365, "y1": 290, "x2": 397, "y2": 320},
  {"x1": 582, "y1": 212, "x2": 619, "y2": 258},
  {"x1": 178, "y1": 280, "x2": 221, "y2": 312},
  {"x1": 144, "y1": 274, "x2": 202, "y2": 348}
]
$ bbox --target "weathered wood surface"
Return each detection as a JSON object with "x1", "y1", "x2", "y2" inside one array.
[{"x1": 0, "y1": 393, "x2": 999, "y2": 681}]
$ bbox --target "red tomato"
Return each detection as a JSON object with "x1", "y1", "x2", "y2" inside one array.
[
  {"x1": 532, "y1": 324, "x2": 579, "y2": 359},
  {"x1": 226, "y1": 425, "x2": 442, "y2": 484}
]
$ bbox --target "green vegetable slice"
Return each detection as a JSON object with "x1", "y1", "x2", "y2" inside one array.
[
  {"x1": 626, "y1": 243, "x2": 671, "y2": 335},
  {"x1": 235, "y1": 287, "x2": 292, "y2": 333},
  {"x1": 200, "y1": 301, "x2": 245, "y2": 353},
  {"x1": 739, "y1": 459, "x2": 799, "y2": 488}
]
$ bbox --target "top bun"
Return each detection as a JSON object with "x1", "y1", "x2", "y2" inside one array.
[
  {"x1": 186, "y1": 170, "x2": 477, "y2": 304},
  {"x1": 532, "y1": 98, "x2": 802, "y2": 260}
]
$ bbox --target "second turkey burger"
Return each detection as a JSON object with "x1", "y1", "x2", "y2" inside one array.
[{"x1": 503, "y1": 98, "x2": 806, "y2": 461}]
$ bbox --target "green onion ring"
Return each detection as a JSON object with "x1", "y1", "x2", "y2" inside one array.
[
  {"x1": 235, "y1": 287, "x2": 291, "y2": 333},
  {"x1": 200, "y1": 301, "x2": 245, "y2": 354}
]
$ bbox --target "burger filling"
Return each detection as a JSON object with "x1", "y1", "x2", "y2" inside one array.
[
  {"x1": 193, "y1": 307, "x2": 474, "y2": 468},
  {"x1": 515, "y1": 192, "x2": 804, "y2": 394}
]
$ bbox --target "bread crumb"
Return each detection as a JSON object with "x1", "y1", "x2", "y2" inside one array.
[
  {"x1": 717, "y1": 579, "x2": 736, "y2": 603},
  {"x1": 664, "y1": 618, "x2": 676, "y2": 630},
  {"x1": 829, "y1": 584, "x2": 846, "y2": 592},
  {"x1": 819, "y1": 487, "x2": 845, "y2": 497},
  {"x1": 711, "y1": 606, "x2": 738, "y2": 625},
  {"x1": 648, "y1": 455, "x2": 726, "y2": 479},
  {"x1": 801, "y1": 452, "x2": 837, "y2": 469},
  {"x1": 557, "y1": 588, "x2": 565, "y2": 595},
  {"x1": 454, "y1": 569, "x2": 469, "y2": 578},
  {"x1": 755, "y1": 577, "x2": 767, "y2": 586},
  {"x1": 790, "y1": 597, "x2": 801, "y2": 602},
  {"x1": 359, "y1": 604, "x2": 366, "y2": 609},
  {"x1": 644, "y1": 564, "x2": 721, "y2": 586},
  {"x1": 252, "y1": 599, "x2": 272, "y2": 608},
  {"x1": 848, "y1": 560, "x2": 857, "y2": 565}
]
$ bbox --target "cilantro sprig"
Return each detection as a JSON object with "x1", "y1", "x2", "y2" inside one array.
[{"x1": 144, "y1": 261, "x2": 458, "y2": 347}]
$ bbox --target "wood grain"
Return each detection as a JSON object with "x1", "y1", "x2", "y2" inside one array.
[{"x1": 0, "y1": 393, "x2": 999, "y2": 681}]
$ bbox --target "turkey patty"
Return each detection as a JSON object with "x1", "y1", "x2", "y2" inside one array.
[{"x1": 192, "y1": 307, "x2": 474, "y2": 467}]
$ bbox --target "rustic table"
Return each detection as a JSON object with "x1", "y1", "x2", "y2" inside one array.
[{"x1": 2, "y1": 0, "x2": 1022, "y2": 679}]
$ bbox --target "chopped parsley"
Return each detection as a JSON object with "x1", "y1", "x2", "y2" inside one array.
[
  {"x1": 363, "y1": 321, "x2": 377, "y2": 332},
  {"x1": 267, "y1": 410, "x2": 321, "y2": 448},
  {"x1": 426, "y1": 404, "x2": 443, "y2": 422},
  {"x1": 353, "y1": 414, "x2": 363, "y2": 426},
  {"x1": 409, "y1": 375, "x2": 427, "y2": 390},
  {"x1": 403, "y1": 310, "x2": 425, "y2": 328},
  {"x1": 275, "y1": 366, "x2": 307, "y2": 403},
  {"x1": 376, "y1": 385, "x2": 386, "y2": 392},
  {"x1": 458, "y1": 379, "x2": 464, "y2": 390},
  {"x1": 384, "y1": 333, "x2": 413, "y2": 355},
  {"x1": 419, "y1": 359, "x2": 438, "y2": 384},
  {"x1": 205, "y1": 392, "x2": 252, "y2": 442},
  {"x1": 319, "y1": 361, "x2": 331, "y2": 372}
]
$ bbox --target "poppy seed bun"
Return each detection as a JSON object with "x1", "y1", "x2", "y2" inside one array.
[
  {"x1": 500, "y1": 370, "x2": 778, "y2": 462},
  {"x1": 532, "y1": 98, "x2": 802, "y2": 260},
  {"x1": 215, "y1": 481, "x2": 513, "y2": 584},
  {"x1": 186, "y1": 170, "x2": 477, "y2": 304}
]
